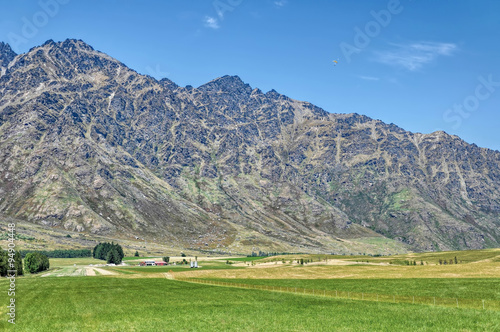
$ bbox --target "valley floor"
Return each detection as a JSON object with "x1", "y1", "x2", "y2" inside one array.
[{"x1": 1, "y1": 249, "x2": 499, "y2": 331}]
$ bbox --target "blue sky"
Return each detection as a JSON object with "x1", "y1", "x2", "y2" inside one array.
[{"x1": 1, "y1": 0, "x2": 500, "y2": 151}]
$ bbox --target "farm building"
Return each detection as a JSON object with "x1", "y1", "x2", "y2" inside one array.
[
  {"x1": 139, "y1": 261, "x2": 168, "y2": 266},
  {"x1": 139, "y1": 261, "x2": 156, "y2": 266}
]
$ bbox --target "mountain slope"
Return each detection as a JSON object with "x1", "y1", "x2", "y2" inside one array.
[{"x1": 1, "y1": 39, "x2": 499, "y2": 254}]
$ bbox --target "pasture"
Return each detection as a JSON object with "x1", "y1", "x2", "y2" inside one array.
[{"x1": 0, "y1": 249, "x2": 499, "y2": 331}]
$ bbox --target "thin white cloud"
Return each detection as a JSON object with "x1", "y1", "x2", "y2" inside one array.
[
  {"x1": 274, "y1": 0, "x2": 287, "y2": 7},
  {"x1": 204, "y1": 16, "x2": 219, "y2": 29},
  {"x1": 359, "y1": 75, "x2": 380, "y2": 81},
  {"x1": 216, "y1": 9, "x2": 224, "y2": 19},
  {"x1": 374, "y1": 42, "x2": 457, "y2": 71}
]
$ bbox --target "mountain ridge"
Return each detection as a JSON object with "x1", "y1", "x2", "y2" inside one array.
[{"x1": 1, "y1": 39, "x2": 499, "y2": 254}]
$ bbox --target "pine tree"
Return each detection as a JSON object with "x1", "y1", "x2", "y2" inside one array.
[{"x1": 106, "y1": 249, "x2": 120, "y2": 264}]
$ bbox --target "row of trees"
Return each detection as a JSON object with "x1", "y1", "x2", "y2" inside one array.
[
  {"x1": 93, "y1": 242, "x2": 124, "y2": 264},
  {"x1": 248, "y1": 251, "x2": 299, "y2": 257},
  {"x1": 439, "y1": 257, "x2": 459, "y2": 265},
  {"x1": 24, "y1": 252, "x2": 50, "y2": 273},
  {"x1": 389, "y1": 260, "x2": 425, "y2": 266},
  {"x1": 0, "y1": 247, "x2": 23, "y2": 276},
  {"x1": 20, "y1": 249, "x2": 91, "y2": 258}
]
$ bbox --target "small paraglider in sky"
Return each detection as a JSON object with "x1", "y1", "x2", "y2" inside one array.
[{"x1": 332, "y1": 59, "x2": 339, "y2": 66}]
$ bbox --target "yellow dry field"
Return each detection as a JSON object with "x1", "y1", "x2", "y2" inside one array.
[{"x1": 173, "y1": 261, "x2": 500, "y2": 280}]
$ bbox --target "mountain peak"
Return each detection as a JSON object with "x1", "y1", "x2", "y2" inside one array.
[
  {"x1": 0, "y1": 42, "x2": 17, "y2": 68},
  {"x1": 58, "y1": 38, "x2": 95, "y2": 51},
  {"x1": 7, "y1": 38, "x2": 125, "y2": 82},
  {"x1": 198, "y1": 75, "x2": 253, "y2": 95}
]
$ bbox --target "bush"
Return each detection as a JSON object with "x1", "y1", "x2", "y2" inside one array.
[
  {"x1": 134, "y1": 251, "x2": 140, "y2": 257},
  {"x1": 24, "y1": 252, "x2": 50, "y2": 274}
]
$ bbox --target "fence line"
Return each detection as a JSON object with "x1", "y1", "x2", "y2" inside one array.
[{"x1": 174, "y1": 277, "x2": 500, "y2": 311}]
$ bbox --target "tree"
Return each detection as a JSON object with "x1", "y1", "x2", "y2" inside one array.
[
  {"x1": 93, "y1": 244, "x2": 103, "y2": 260},
  {"x1": 20, "y1": 249, "x2": 91, "y2": 258},
  {"x1": 93, "y1": 242, "x2": 124, "y2": 263},
  {"x1": 0, "y1": 248, "x2": 7, "y2": 276},
  {"x1": 115, "y1": 244, "x2": 124, "y2": 261},
  {"x1": 162, "y1": 256, "x2": 170, "y2": 263},
  {"x1": 14, "y1": 251, "x2": 23, "y2": 276},
  {"x1": 106, "y1": 249, "x2": 121, "y2": 264},
  {"x1": 454, "y1": 256, "x2": 458, "y2": 264},
  {"x1": 0, "y1": 247, "x2": 21, "y2": 276},
  {"x1": 134, "y1": 251, "x2": 140, "y2": 257},
  {"x1": 24, "y1": 252, "x2": 49, "y2": 274}
]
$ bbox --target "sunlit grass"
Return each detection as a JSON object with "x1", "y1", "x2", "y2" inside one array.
[
  {"x1": 0, "y1": 277, "x2": 498, "y2": 331},
  {"x1": 199, "y1": 278, "x2": 500, "y2": 301}
]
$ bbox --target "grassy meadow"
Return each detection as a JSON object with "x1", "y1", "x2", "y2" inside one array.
[
  {"x1": 0, "y1": 249, "x2": 498, "y2": 331},
  {"x1": 1, "y1": 277, "x2": 499, "y2": 331}
]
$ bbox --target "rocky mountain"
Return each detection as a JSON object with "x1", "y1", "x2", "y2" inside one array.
[
  {"x1": 0, "y1": 42, "x2": 16, "y2": 75},
  {"x1": 1, "y1": 39, "x2": 499, "y2": 254}
]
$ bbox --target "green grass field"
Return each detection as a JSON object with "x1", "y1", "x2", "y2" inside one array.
[
  {"x1": 196, "y1": 278, "x2": 500, "y2": 301},
  {"x1": 1, "y1": 277, "x2": 499, "y2": 331},
  {"x1": 1, "y1": 249, "x2": 499, "y2": 331},
  {"x1": 122, "y1": 256, "x2": 160, "y2": 261},
  {"x1": 47, "y1": 257, "x2": 103, "y2": 266}
]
